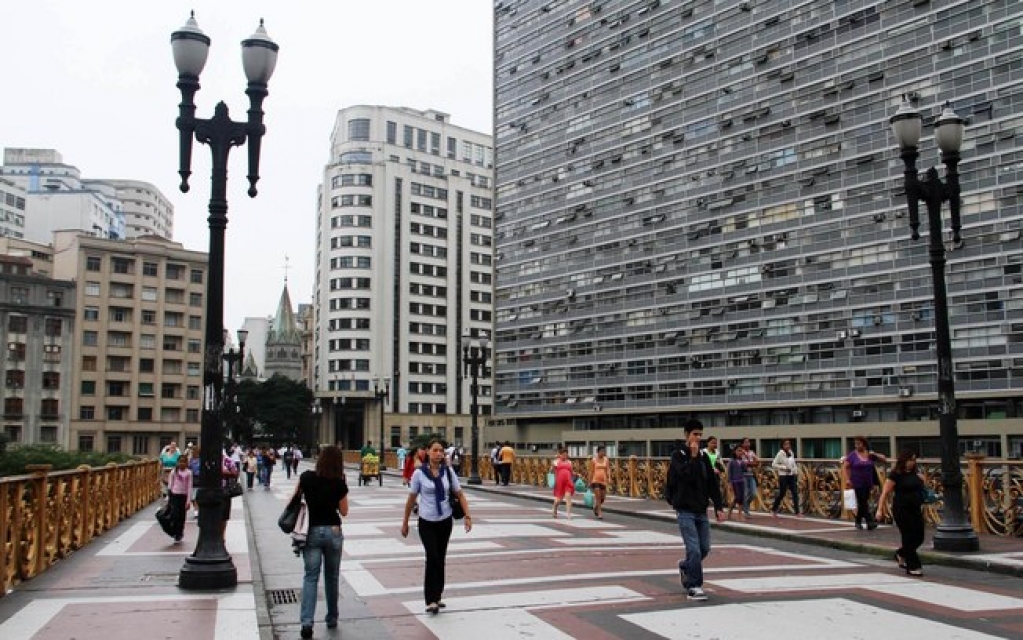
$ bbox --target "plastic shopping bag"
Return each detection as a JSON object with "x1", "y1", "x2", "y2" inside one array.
[
  {"x1": 546, "y1": 472, "x2": 555, "y2": 488},
  {"x1": 843, "y1": 489, "x2": 857, "y2": 511},
  {"x1": 584, "y1": 489, "x2": 595, "y2": 508},
  {"x1": 575, "y1": 477, "x2": 588, "y2": 493}
]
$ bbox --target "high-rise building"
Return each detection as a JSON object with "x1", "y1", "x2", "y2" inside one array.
[
  {"x1": 312, "y1": 105, "x2": 495, "y2": 450},
  {"x1": 0, "y1": 244, "x2": 76, "y2": 448},
  {"x1": 493, "y1": 0, "x2": 1023, "y2": 458},
  {"x1": 52, "y1": 230, "x2": 208, "y2": 454}
]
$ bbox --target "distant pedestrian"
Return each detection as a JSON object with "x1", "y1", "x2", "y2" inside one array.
[
  {"x1": 401, "y1": 439, "x2": 473, "y2": 615},
  {"x1": 876, "y1": 450, "x2": 926, "y2": 576},
  {"x1": 291, "y1": 447, "x2": 303, "y2": 475},
  {"x1": 244, "y1": 449, "x2": 258, "y2": 490},
  {"x1": 551, "y1": 447, "x2": 575, "y2": 519},
  {"x1": 740, "y1": 438, "x2": 759, "y2": 516},
  {"x1": 843, "y1": 436, "x2": 887, "y2": 530},
  {"x1": 725, "y1": 445, "x2": 747, "y2": 521},
  {"x1": 188, "y1": 445, "x2": 201, "y2": 518},
  {"x1": 396, "y1": 444, "x2": 408, "y2": 478},
  {"x1": 703, "y1": 437, "x2": 725, "y2": 476},
  {"x1": 159, "y1": 441, "x2": 182, "y2": 495},
  {"x1": 166, "y1": 455, "x2": 192, "y2": 543},
  {"x1": 770, "y1": 440, "x2": 801, "y2": 516},
  {"x1": 360, "y1": 441, "x2": 376, "y2": 458},
  {"x1": 402, "y1": 445, "x2": 418, "y2": 487},
  {"x1": 292, "y1": 445, "x2": 350, "y2": 639},
  {"x1": 588, "y1": 446, "x2": 610, "y2": 519},
  {"x1": 665, "y1": 419, "x2": 724, "y2": 601},
  {"x1": 263, "y1": 447, "x2": 277, "y2": 489},
  {"x1": 283, "y1": 447, "x2": 295, "y2": 479},
  {"x1": 450, "y1": 446, "x2": 464, "y2": 477},
  {"x1": 499, "y1": 441, "x2": 515, "y2": 486},
  {"x1": 490, "y1": 443, "x2": 502, "y2": 485}
]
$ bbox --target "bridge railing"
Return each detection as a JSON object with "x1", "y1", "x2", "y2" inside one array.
[
  {"x1": 0, "y1": 459, "x2": 162, "y2": 597},
  {"x1": 470, "y1": 454, "x2": 1020, "y2": 538}
]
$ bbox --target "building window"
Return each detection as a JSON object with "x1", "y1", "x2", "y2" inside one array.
[
  {"x1": 111, "y1": 257, "x2": 134, "y2": 274},
  {"x1": 143, "y1": 262, "x2": 159, "y2": 276},
  {"x1": 79, "y1": 406, "x2": 95, "y2": 420},
  {"x1": 82, "y1": 356, "x2": 97, "y2": 371},
  {"x1": 140, "y1": 334, "x2": 156, "y2": 350},
  {"x1": 189, "y1": 292, "x2": 203, "y2": 307},
  {"x1": 3, "y1": 398, "x2": 23, "y2": 417},
  {"x1": 417, "y1": 128, "x2": 428, "y2": 151},
  {"x1": 7, "y1": 315, "x2": 27, "y2": 333},
  {"x1": 142, "y1": 286, "x2": 158, "y2": 301},
  {"x1": 40, "y1": 426, "x2": 57, "y2": 443},
  {"x1": 187, "y1": 385, "x2": 200, "y2": 400},
  {"x1": 188, "y1": 338, "x2": 202, "y2": 354},
  {"x1": 41, "y1": 398, "x2": 58, "y2": 418},
  {"x1": 3, "y1": 425, "x2": 21, "y2": 443},
  {"x1": 44, "y1": 317, "x2": 62, "y2": 336},
  {"x1": 106, "y1": 406, "x2": 126, "y2": 420},
  {"x1": 186, "y1": 409, "x2": 200, "y2": 422},
  {"x1": 161, "y1": 383, "x2": 178, "y2": 399},
  {"x1": 386, "y1": 121, "x2": 397, "y2": 144},
  {"x1": 142, "y1": 309, "x2": 156, "y2": 325},
  {"x1": 403, "y1": 125, "x2": 414, "y2": 148},
  {"x1": 110, "y1": 283, "x2": 133, "y2": 298},
  {"x1": 166, "y1": 264, "x2": 184, "y2": 280},
  {"x1": 82, "y1": 331, "x2": 98, "y2": 346},
  {"x1": 42, "y1": 372, "x2": 60, "y2": 389},
  {"x1": 107, "y1": 435, "x2": 122, "y2": 453},
  {"x1": 78, "y1": 434, "x2": 95, "y2": 451},
  {"x1": 190, "y1": 269, "x2": 204, "y2": 284},
  {"x1": 139, "y1": 358, "x2": 155, "y2": 373},
  {"x1": 86, "y1": 256, "x2": 102, "y2": 271},
  {"x1": 81, "y1": 380, "x2": 96, "y2": 395},
  {"x1": 189, "y1": 315, "x2": 202, "y2": 330},
  {"x1": 138, "y1": 382, "x2": 154, "y2": 397},
  {"x1": 5, "y1": 370, "x2": 25, "y2": 388},
  {"x1": 84, "y1": 306, "x2": 99, "y2": 321},
  {"x1": 348, "y1": 118, "x2": 371, "y2": 141},
  {"x1": 187, "y1": 362, "x2": 201, "y2": 376},
  {"x1": 85, "y1": 281, "x2": 101, "y2": 296},
  {"x1": 132, "y1": 435, "x2": 149, "y2": 455}
]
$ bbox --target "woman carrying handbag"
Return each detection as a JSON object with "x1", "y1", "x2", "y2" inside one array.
[
  {"x1": 401, "y1": 439, "x2": 473, "y2": 615},
  {"x1": 289, "y1": 445, "x2": 349, "y2": 639}
]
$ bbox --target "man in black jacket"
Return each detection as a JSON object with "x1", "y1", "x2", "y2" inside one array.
[{"x1": 665, "y1": 419, "x2": 723, "y2": 601}]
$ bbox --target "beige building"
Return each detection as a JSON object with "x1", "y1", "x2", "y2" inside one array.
[
  {"x1": 52, "y1": 231, "x2": 208, "y2": 454},
  {"x1": 1, "y1": 251, "x2": 76, "y2": 447}
]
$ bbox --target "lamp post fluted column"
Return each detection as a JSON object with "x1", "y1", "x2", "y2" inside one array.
[
  {"x1": 171, "y1": 13, "x2": 279, "y2": 589},
  {"x1": 462, "y1": 332, "x2": 490, "y2": 485},
  {"x1": 374, "y1": 377, "x2": 390, "y2": 469},
  {"x1": 890, "y1": 99, "x2": 978, "y2": 552}
]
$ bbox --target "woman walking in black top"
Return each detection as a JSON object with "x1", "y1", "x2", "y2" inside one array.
[
  {"x1": 292, "y1": 446, "x2": 349, "y2": 638},
  {"x1": 876, "y1": 450, "x2": 926, "y2": 576}
]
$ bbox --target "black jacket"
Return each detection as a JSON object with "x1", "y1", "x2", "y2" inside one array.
[{"x1": 665, "y1": 448, "x2": 723, "y2": 514}]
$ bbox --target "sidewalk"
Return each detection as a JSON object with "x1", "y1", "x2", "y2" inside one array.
[{"x1": 457, "y1": 471, "x2": 1023, "y2": 578}]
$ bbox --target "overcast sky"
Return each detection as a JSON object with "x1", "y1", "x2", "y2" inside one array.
[{"x1": 2, "y1": 0, "x2": 493, "y2": 334}]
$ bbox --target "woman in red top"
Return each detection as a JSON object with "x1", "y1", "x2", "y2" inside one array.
[{"x1": 551, "y1": 447, "x2": 576, "y2": 519}]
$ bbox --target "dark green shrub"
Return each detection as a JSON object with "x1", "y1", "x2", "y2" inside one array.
[{"x1": 0, "y1": 444, "x2": 139, "y2": 477}]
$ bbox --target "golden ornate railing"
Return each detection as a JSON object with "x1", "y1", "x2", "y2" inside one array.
[
  {"x1": 0, "y1": 459, "x2": 162, "y2": 597},
  {"x1": 468, "y1": 454, "x2": 1019, "y2": 538}
]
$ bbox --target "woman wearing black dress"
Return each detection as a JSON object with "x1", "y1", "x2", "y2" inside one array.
[{"x1": 876, "y1": 450, "x2": 926, "y2": 576}]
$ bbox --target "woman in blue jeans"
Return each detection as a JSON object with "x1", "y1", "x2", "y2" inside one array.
[{"x1": 290, "y1": 446, "x2": 349, "y2": 639}]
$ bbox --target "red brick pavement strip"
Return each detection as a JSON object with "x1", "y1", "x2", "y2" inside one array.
[{"x1": 429, "y1": 472, "x2": 1023, "y2": 578}]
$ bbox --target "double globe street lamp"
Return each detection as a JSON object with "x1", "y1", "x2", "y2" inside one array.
[
  {"x1": 461, "y1": 332, "x2": 490, "y2": 485},
  {"x1": 890, "y1": 98, "x2": 979, "y2": 552},
  {"x1": 171, "y1": 12, "x2": 278, "y2": 589}
]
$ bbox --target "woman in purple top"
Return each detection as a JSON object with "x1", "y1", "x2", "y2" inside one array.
[{"x1": 842, "y1": 436, "x2": 887, "y2": 530}]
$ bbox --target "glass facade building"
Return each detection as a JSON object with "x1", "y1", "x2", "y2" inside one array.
[{"x1": 493, "y1": 0, "x2": 1023, "y2": 453}]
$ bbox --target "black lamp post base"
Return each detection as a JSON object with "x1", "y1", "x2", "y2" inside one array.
[
  {"x1": 467, "y1": 473, "x2": 482, "y2": 486},
  {"x1": 179, "y1": 555, "x2": 238, "y2": 590},
  {"x1": 932, "y1": 524, "x2": 980, "y2": 552}
]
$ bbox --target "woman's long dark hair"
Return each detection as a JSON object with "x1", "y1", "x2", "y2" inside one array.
[
  {"x1": 892, "y1": 449, "x2": 917, "y2": 474},
  {"x1": 316, "y1": 445, "x2": 345, "y2": 479}
]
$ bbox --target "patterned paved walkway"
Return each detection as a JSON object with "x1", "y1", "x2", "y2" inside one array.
[{"x1": 0, "y1": 463, "x2": 1020, "y2": 639}]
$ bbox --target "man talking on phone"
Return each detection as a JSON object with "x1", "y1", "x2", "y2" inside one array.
[{"x1": 665, "y1": 419, "x2": 724, "y2": 601}]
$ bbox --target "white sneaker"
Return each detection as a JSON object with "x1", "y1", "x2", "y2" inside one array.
[{"x1": 687, "y1": 587, "x2": 708, "y2": 601}]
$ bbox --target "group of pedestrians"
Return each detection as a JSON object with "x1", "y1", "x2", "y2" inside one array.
[
  {"x1": 548, "y1": 445, "x2": 610, "y2": 519},
  {"x1": 158, "y1": 441, "x2": 242, "y2": 543},
  {"x1": 240, "y1": 444, "x2": 304, "y2": 491}
]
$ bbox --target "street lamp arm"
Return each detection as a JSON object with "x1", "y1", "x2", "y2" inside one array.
[{"x1": 244, "y1": 82, "x2": 268, "y2": 197}]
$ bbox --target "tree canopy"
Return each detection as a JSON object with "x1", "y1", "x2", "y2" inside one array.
[{"x1": 233, "y1": 374, "x2": 313, "y2": 447}]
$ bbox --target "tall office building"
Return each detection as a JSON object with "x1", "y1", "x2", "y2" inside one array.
[
  {"x1": 52, "y1": 230, "x2": 208, "y2": 454},
  {"x1": 312, "y1": 106, "x2": 495, "y2": 450},
  {"x1": 493, "y1": 0, "x2": 1023, "y2": 458}
]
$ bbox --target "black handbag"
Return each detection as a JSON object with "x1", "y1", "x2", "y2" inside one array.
[
  {"x1": 279, "y1": 494, "x2": 302, "y2": 533},
  {"x1": 447, "y1": 468, "x2": 465, "y2": 520},
  {"x1": 226, "y1": 478, "x2": 244, "y2": 498},
  {"x1": 155, "y1": 503, "x2": 175, "y2": 536}
]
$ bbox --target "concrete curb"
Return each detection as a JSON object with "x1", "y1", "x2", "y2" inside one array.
[{"x1": 241, "y1": 492, "x2": 276, "y2": 640}]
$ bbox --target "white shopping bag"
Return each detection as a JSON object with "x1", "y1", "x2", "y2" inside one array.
[{"x1": 843, "y1": 489, "x2": 857, "y2": 511}]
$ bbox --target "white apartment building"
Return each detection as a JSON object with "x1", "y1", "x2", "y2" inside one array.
[
  {"x1": 312, "y1": 106, "x2": 495, "y2": 450},
  {"x1": 103, "y1": 179, "x2": 175, "y2": 240},
  {"x1": 1, "y1": 148, "x2": 125, "y2": 242},
  {"x1": 0, "y1": 177, "x2": 28, "y2": 239}
]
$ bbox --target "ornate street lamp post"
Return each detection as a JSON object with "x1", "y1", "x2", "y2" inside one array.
[
  {"x1": 309, "y1": 402, "x2": 322, "y2": 452},
  {"x1": 171, "y1": 12, "x2": 279, "y2": 589},
  {"x1": 890, "y1": 99, "x2": 979, "y2": 552},
  {"x1": 223, "y1": 329, "x2": 248, "y2": 442},
  {"x1": 373, "y1": 377, "x2": 390, "y2": 469},
  {"x1": 461, "y1": 332, "x2": 490, "y2": 485}
]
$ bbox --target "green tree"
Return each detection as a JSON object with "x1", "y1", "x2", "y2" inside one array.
[{"x1": 239, "y1": 374, "x2": 313, "y2": 446}]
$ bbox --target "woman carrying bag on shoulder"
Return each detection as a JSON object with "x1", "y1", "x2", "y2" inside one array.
[
  {"x1": 291, "y1": 446, "x2": 349, "y2": 639},
  {"x1": 401, "y1": 439, "x2": 473, "y2": 615}
]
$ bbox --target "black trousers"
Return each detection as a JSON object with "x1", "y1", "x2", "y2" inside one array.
[
  {"x1": 771, "y1": 475, "x2": 799, "y2": 514},
  {"x1": 500, "y1": 463, "x2": 512, "y2": 485},
  {"x1": 854, "y1": 486, "x2": 875, "y2": 525},
  {"x1": 893, "y1": 505, "x2": 925, "y2": 571},
  {"x1": 168, "y1": 493, "x2": 188, "y2": 538},
  {"x1": 417, "y1": 516, "x2": 453, "y2": 606}
]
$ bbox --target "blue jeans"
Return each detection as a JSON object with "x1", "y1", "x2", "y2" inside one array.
[
  {"x1": 676, "y1": 510, "x2": 711, "y2": 589},
  {"x1": 743, "y1": 474, "x2": 757, "y2": 515},
  {"x1": 301, "y1": 525, "x2": 343, "y2": 627}
]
